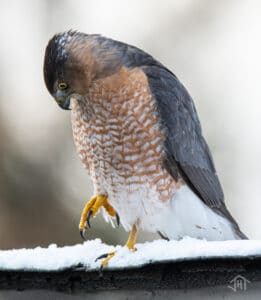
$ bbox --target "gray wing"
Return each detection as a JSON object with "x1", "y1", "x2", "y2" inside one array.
[
  {"x1": 141, "y1": 64, "x2": 246, "y2": 238},
  {"x1": 142, "y1": 65, "x2": 223, "y2": 207}
]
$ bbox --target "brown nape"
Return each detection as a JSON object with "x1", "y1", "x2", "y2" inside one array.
[{"x1": 65, "y1": 36, "x2": 123, "y2": 95}]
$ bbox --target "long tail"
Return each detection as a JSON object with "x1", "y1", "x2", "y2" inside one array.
[{"x1": 213, "y1": 206, "x2": 248, "y2": 240}]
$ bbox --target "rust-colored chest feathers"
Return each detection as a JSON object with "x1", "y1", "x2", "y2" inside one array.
[{"x1": 71, "y1": 67, "x2": 178, "y2": 203}]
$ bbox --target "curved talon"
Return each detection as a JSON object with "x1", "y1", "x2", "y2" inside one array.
[
  {"x1": 95, "y1": 253, "x2": 109, "y2": 262},
  {"x1": 79, "y1": 229, "x2": 86, "y2": 240},
  {"x1": 95, "y1": 251, "x2": 117, "y2": 269},
  {"x1": 116, "y1": 213, "x2": 120, "y2": 227},
  {"x1": 95, "y1": 224, "x2": 138, "y2": 269},
  {"x1": 79, "y1": 194, "x2": 118, "y2": 242},
  {"x1": 101, "y1": 251, "x2": 116, "y2": 269},
  {"x1": 86, "y1": 210, "x2": 93, "y2": 228}
]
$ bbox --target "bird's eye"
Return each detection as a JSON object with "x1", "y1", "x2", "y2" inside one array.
[{"x1": 58, "y1": 82, "x2": 68, "y2": 90}]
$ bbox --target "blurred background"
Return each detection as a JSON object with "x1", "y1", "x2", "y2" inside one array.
[{"x1": 0, "y1": 0, "x2": 260, "y2": 249}]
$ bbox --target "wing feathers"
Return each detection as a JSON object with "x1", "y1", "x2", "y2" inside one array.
[{"x1": 141, "y1": 66, "x2": 229, "y2": 208}]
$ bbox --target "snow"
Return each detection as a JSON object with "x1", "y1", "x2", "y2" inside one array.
[{"x1": 0, "y1": 238, "x2": 261, "y2": 271}]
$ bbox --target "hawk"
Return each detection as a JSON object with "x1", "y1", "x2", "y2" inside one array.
[{"x1": 44, "y1": 31, "x2": 246, "y2": 266}]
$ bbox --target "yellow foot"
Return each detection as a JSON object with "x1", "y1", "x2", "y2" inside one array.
[
  {"x1": 79, "y1": 194, "x2": 119, "y2": 239},
  {"x1": 96, "y1": 224, "x2": 138, "y2": 269},
  {"x1": 99, "y1": 251, "x2": 117, "y2": 269},
  {"x1": 125, "y1": 224, "x2": 138, "y2": 251}
]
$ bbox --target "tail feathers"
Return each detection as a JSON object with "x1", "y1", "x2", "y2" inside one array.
[
  {"x1": 232, "y1": 226, "x2": 248, "y2": 240},
  {"x1": 212, "y1": 206, "x2": 248, "y2": 240}
]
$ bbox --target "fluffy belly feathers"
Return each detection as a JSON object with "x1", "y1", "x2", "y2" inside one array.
[{"x1": 104, "y1": 183, "x2": 237, "y2": 241}]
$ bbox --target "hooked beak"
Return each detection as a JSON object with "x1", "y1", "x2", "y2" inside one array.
[
  {"x1": 55, "y1": 89, "x2": 71, "y2": 110},
  {"x1": 58, "y1": 98, "x2": 71, "y2": 110}
]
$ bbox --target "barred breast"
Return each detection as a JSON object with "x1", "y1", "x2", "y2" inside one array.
[{"x1": 71, "y1": 66, "x2": 183, "y2": 231}]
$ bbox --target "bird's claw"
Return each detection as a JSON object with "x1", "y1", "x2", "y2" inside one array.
[
  {"x1": 86, "y1": 210, "x2": 93, "y2": 228},
  {"x1": 116, "y1": 212, "x2": 120, "y2": 227},
  {"x1": 94, "y1": 224, "x2": 138, "y2": 269},
  {"x1": 79, "y1": 229, "x2": 86, "y2": 240},
  {"x1": 95, "y1": 251, "x2": 117, "y2": 269},
  {"x1": 78, "y1": 194, "x2": 118, "y2": 240},
  {"x1": 95, "y1": 253, "x2": 110, "y2": 262}
]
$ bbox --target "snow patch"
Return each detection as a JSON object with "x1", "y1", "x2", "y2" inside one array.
[{"x1": 0, "y1": 238, "x2": 261, "y2": 271}]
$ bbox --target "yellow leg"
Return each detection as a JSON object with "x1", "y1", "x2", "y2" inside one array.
[
  {"x1": 125, "y1": 224, "x2": 138, "y2": 251},
  {"x1": 79, "y1": 194, "x2": 116, "y2": 239},
  {"x1": 100, "y1": 224, "x2": 139, "y2": 268}
]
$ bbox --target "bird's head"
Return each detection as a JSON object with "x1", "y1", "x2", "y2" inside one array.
[
  {"x1": 43, "y1": 30, "x2": 122, "y2": 110},
  {"x1": 43, "y1": 31, "x2": 91, "y2": 110}
]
